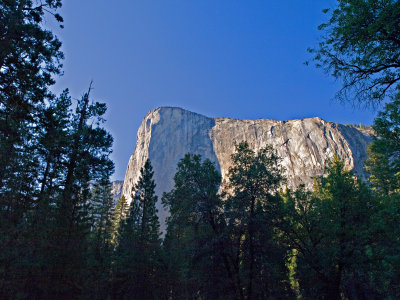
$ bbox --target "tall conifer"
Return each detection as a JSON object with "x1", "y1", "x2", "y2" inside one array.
[
  {"x1": 223, "y1": 142, "x2": 293, "y2": 299},
  {"x1": 162, "y1": 154, "x2": 227, "y2": 299},
  {"x1": 113, "y1": 159, "x2": 161, "y2": 299}
]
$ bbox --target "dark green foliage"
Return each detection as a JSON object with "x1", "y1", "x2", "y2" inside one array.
[
  {"x1": 0, "y1": 0, "x2": 64, "y2": 217},
  {"x1": 0, "y1": 1, "x2": 64, "y2": 297},
  {"x1": 18, "y1": 90, "x2": 72, "y2": 298},
  {"x1": 308, "y1": 2, "x2": 400, "y2": 296},
  {"x1": 367, "y1": 193, "x2": 400, "y2": 298},
  {"x1": 0, "y1": 82, "x2": 114, "y2": 298},
  {"x1": 40, "y1": 86, "x2": 114, "y2": 299},
  {"x1": 281, "y1": 156, "x2": 378, "y2": 299},
  {"x1": 223, "y1": 142, "x2": 293, "y2": 299},
  {"x1": 309, "y1": 0, "x2": 400, "y2": 104},
  {"x1": 364, "y1": 95, "x2": 400, "y2": 296},
  {"x1": 365, "y1": 91, "x2": 400, "y2": 196},
  {"x1": 113, "y1": 159, "x2": 162, "y2": 299},
  {"x1": 86, "y1": 182, "x2": 115, "y2": 298},
  {"x1": 162, "y1": 154, "x2": 229, "y2": 299},
  {"x1": 1, "y1": 0, "x2": 400, "y2": 295}
]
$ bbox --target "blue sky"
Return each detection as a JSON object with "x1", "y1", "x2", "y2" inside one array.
[{"x1": 49, "y1": 0, "x2": 379, "y2": 180}]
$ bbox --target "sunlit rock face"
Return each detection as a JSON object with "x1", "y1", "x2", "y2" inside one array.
[{"x1": 122, "y1": 107, "x2": 371, "y2": 231}]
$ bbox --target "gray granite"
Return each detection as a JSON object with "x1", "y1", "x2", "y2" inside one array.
[{"x1": 122, "y1": 107, "x2": 372, "y2": 231}]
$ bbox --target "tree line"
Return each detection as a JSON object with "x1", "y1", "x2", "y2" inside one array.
[
  {"x1": 108, "y1": 109, "x2": 399, "y2": 299},
  {"x1": 1, "y1": 0, "x2": 400, "y2": 298}
]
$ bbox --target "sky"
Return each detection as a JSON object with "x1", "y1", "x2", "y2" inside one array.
[{"x1": 48, "y1": 0, "x2": 379, "y2": 181}]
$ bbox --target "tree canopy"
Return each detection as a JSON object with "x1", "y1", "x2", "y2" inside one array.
[
  {"x1": 2, "y1": 0, "x2": 400, "y2": 298},
  {"x1": 309, "y1": 0, "x2": 400, "y2": 105}
]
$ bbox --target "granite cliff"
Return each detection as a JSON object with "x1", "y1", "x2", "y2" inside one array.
[{"x1": 122, "y1": 107, "x2": 371, "y2": 230}]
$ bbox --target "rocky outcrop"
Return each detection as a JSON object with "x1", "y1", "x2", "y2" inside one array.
[{"x1": 122, "y1": 107, "x2": 372, "y2": 230}]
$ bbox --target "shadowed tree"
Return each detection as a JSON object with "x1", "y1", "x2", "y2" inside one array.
[
  {"x1": 365, "y1": 91, "x2": 400, "y2": 196},
  {"x1": 86, "y1": 181, "x2": 115, "y2": 299},
  {"x1": 113, "y1": 159, "x2": 162, "y2": 299},
  {"x1": 0, "y1": 0, "x2": 64, "y2": 215},
  {"x1": 42, "y1": 86, "x2": 114, "y2": 299},
  {"x1": 0, "y1": 1, "x2": 64, "y2": 297},
  {"x1": 162, "y1": 154, "x2": 230, "y2": 299},
  {"x1": 281, "y1": 156, "x2": 377, "y2": 299},
  {"x1": 223, "y1": 142, "x2": 293, "y2": 300}
]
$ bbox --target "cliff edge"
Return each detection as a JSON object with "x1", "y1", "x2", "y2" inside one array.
[{"x1": 122, "y1": 107, "x2": 371, "y2": 230}]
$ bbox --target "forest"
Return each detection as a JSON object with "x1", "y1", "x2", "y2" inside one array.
[{"x1": 1, "y1": 0, "x2": 400, "y2": 299}]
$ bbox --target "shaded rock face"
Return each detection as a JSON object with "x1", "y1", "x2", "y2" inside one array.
[{"x1": 122, "y1": 107, "x2": 371, "y2": 231}]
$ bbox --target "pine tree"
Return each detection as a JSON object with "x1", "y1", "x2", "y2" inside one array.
[
  {"x1": 111, "y1": 195, "x2": 129, "y2": 245},
  {"x1": 0, "y1": 1, "x2": 64, "y2": 297},
  {"x1": 43, "y1": 86, "x2": 114, "y2": 299},
  {"x1": 0, "y1": 2, "x2": 119, "y2": 298},
  {"x1": 20, "y1": 91, "x2": 72, "y2": 298},
  {"x1": 0, "y1": 0, "x2": 63, "y2": 194},
  {"x1": 364, "y1": 92, "x2": 400, "y2": 297},
  {"x1": 223, "y1": 142, "x2": 293, "y2": 299},
  {"x1": 368, "y1": 191, "x2": 400, "y2": 298},
  {"x1": 0, "y1": 0, "x2": 64, "y2": 251},
  {"x1": 86, "y1": 181, "x2": 115, "y2": 299},
  {"x1": 365, "y1": 91, "x2": 400, "y2": 196},
  {"x1": 162, "y1": 154, "x2": 229, "y2": 299},
  {"x1": 112, "y1": 159, "x2": 161, "y2": 299},
  {"x1": 282, "y1": 155, "x2": 377, "y2": 299}
]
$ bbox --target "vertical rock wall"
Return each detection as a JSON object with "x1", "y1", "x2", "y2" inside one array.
[{"x1": 122, "y1": 107, "x2": 371, "y2": 231}]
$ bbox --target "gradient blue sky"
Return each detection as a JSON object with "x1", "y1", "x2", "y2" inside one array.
[{"x1": 49, "y1": 1, "x2": 379, "y2": 181}]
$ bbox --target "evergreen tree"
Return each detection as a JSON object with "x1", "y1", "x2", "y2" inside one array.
[
  {"x1": 282, "y1": 155, "x2": 377, "y2": 299},
  {"x1": 21, "y1": 90, "x2": 72, "y2": 298},
  {"x1": 0, "y1": 0, "x2": 64, "y2": 231},
  {"x1": 86, "y1": 181, "x2": 115, "y2": 299},
  {"x1": 0, "y1": 1, "x2": 119, "y2": 298},
  {"x1": 111, "y1": 195, "x2": 129, "y2": 245},
  {"x1": 41, "y1": 86, "x2": 114, "y2": 299},
  {"x1": 36, "y1": 90, "x2": 72, "y2": 202},
  {"x1": 223, "y1": 142, "x2": 293, "y2": 299},
  {"x1": 0, "y1": 0, "x2": 64, "y2": 189},
  {"x1": 363, "y1": 93, "x2": 400, "y2": 297},
  {"x1": 0, "y1": 1, "x2": 64, "y2": 297},
  {"x1": 365, "y1": 91, "x2": 400, "y2": 196},
  {"x1": 162, "y1": 154, "x2": 229, "y2": 299},
  {"x1": 367, "y1": 191, "x2": 400, "y2": 298},
  {"x1": 113, "y1": 159, "x2": 162, "y2": 299}
]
